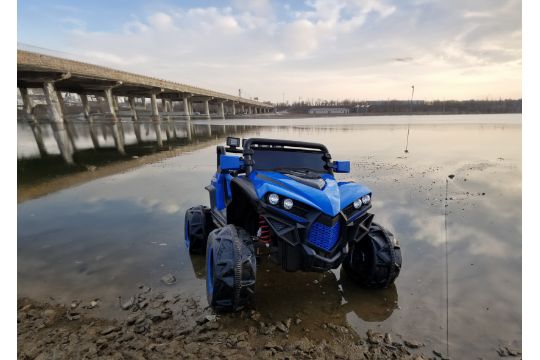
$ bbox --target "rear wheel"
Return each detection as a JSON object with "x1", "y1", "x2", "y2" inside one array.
[
  {"x1": 185, "y1": 206, "x2": 213, "y2": 254},
  {"x1": 206, "y1": 225, "x2": 256, "y2": 312},
  {"x1": 343, "y1": 222, "x2": 401, "y2": 288}
]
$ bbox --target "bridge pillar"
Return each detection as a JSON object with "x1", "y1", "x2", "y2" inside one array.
[
  {"x1": 219, "y1": 101, "x2": 225, "y2": 120},
  {"x1": 103, "y1": 88, "x2": 126, "y2": 155},
  {"x1": 20, "y1": 87, "x2": 47, "y2": 157},
  {"x1": 204, "y1": 99, "x2": 211, "y2": 120},
  {"x1": 42, "y1": 82, "x2": 74, "y2": 164},
  {"x1": 128, "y1": 96, "x2": 142, "y2": 144},
  {"x1": 168, "y1": 99, "x2": 177, "y2": 138},
  {"x1": 241, "y1": 104, "x2": 245, "y2": 114},
  {"x1": 231, "y1": 102, "x2": 236, "y2": 115},
  {"x1": 183, "y1": 96, "x2": 191, "y2": 122},
  {"x1": 161, "y1": 98, "x2": 172, "y2": 142},
  {"x1": 56, "y1": 92, "x2": 78, "y2": 151},
  {"x1": 79, "y1": 93, "x2": 100, "y2": 149},
  {"x1": 150, "y1": 93, "x2": 163, "y2": 147}
]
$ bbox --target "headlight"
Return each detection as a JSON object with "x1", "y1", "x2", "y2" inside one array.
[
  {"x1": 353, "y1": 199, "x2": 362, "y2": 209},
  {"x1": 268, "y1": 193, "x2": 280, "y2": 205},
  {"x1": 283, "y1": 198, "x2": 294, "y2": 210},
  {"x1": 361, "y1": 194, "x2": 371, "y2": 204}
]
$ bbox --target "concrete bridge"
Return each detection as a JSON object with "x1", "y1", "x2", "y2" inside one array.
[{"x1": 17, "y1": 50, "x2": 274, "y2": 164}]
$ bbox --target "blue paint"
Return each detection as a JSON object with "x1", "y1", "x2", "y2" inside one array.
[
  {"x1": 307, "y1": 221, "x2": 341, "y2": 251},
  {"x1": 333, "y1": 161, "x2": 351, "y2": 173},
  {"x1": 249, "y1": 171, "x2": 370, "y2": 216},
  {"x1": 220, "y1": 155, "x2": 243, "y2": 170},
  {"x1": 338, "y1": 181, "x2": 372, "y2": 209}
]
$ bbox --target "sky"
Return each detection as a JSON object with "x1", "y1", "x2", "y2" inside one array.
[{"x1": 17, "y1": 0, "x2": 522, "y2": 103}]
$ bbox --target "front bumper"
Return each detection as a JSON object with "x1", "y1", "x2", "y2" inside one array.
[{"x1": 260, "y1": 203, "x2": 374, "y2": 272}]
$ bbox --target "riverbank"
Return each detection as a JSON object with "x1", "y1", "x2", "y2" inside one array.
[{"x1": 18, "y1": 295, "x2": 437, "y2": 360}]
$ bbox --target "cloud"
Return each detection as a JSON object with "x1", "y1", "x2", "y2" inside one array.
[{"x1": 57, "y1": 0, "x2": 521, "y2": 101}]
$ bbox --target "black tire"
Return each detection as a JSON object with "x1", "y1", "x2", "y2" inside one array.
[
  {"x1": 184, "y1": 206, "x2": 213, "y2": 254},
  {"x1": 206, "y1": 225, "x2": 256, "y2": 312},
  {"x1": 343, "y1": 222, "x2": 401, "y2": 288}
]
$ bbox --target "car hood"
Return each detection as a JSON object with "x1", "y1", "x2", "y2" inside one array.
[{"x1": 249, "y1": 171, "x2": 371, "y2": 217}]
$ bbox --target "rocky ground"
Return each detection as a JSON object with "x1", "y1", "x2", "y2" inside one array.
[{"x1": 18, "y1": 290, "x2": 440, "y2": 360}]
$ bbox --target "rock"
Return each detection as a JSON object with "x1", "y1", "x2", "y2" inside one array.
[
  {"x1": 21, "y1": 304, "x2": 32, "y2": 312},
  {"x1": 42, "y1": 309, "x2": 56, "y2": 322},
  {"x1": 198, "y1": 321, "x2": 220, "y2": 333},
  {"x1": 497, "y1": 345, "x2": 521, "y2": 357},
  {"x1": 260, "y1": 325, "x2": 276, "y2": 336},
  {"x1": 120, "y1": 296, "x2": 135, "y2": 310},
  {"x1": 295, "y1": 337, "x2": 313, "y2": 353},
  {"x1": 161, "y1": 273, "x2": 176, "y2": 285},
  {"x1": 65, "y1": 311, "x2": 80, "y2": 321},
  {"x1": 196, "y1": 314, "x2": 217, "y2": 325},
  {"x1": 264, "y1": 341, "x2": 283, "y2": 351},
  {"x1": 404, "y1": 340, "x2": 424, "y2": 349},
  {"x1": 70, "y1": 300, "x2": 80, "y2": 309},
  {"x1": 285, "y1": 318, "x2": 292, "y2": 329},
  {"x1": 88, "y1": 300, "x2": 99, "y2": 309},
  {"x1": 276, "y1": 321, "x2": 288, "y2": 333},
  {"x1": 100, "y1": 326, "x2": 120, "y2": 335},
  {"x1": 384, "y1": 333, "x2": 392, "y2": 344},
  {"x1": 236, "y1": 340, "x2": 250, "y2": 349},
  {"x1": 139, "y1": 285, "x2": 151, "y2": 294},
  {"x1": 147, "y1": 309, "x2": 165, "y2": 322},
  {"x1": 327, "y1": 323, "x2": 349, "y2": 334},
  {"x1": 250, "y1": 311, "x2": 261, "y2": 321},
  {"x1": 295, "y1": 318, "x2": 302, "y2": 325}
]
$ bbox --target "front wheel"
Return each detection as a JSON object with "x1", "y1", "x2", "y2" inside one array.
[
  {"x1": 206, "y1": 225, "x2": 256, "y2": 312},
  {"x1": 343, "y1": 222, "x2": 402, "y2": 288},
  {"x1": 184, "y1": 206, "x2": 213, "y2": 254}
]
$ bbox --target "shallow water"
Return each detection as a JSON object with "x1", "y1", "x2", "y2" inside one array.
[{"x1": 17, "y1": 114, "x2": 522, "y2": 358}]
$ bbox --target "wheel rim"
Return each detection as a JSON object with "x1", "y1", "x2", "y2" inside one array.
[{"x1": 206, "y1": 247, "x2": 214, "y2": 296}]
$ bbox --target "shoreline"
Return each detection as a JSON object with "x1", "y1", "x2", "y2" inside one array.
[{"x1": 17, "y1": 296, "x2": 436, "y2": 360}]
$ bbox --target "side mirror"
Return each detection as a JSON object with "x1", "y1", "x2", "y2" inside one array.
[
  {"x1": 333, "y1": 161, "x2": 350, "y2": 173},
  {"x1": 220, "y1": 155, "x2": 244, "y2": 170}
]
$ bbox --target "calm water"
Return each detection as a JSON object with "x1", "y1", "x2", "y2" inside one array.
[{"x1": 17, "y1": 114, "x2": 522, "y2": 358}]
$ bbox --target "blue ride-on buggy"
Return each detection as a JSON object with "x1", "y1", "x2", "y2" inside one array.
[{"x1": 185, "y1": 138, "x2": 402, "y2": 312}]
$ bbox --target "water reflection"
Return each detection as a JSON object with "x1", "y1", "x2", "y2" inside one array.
[{"x1": 17, "y1": 116, "x2": 521, "y2": 359}]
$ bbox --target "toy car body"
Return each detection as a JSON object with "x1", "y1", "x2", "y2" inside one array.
[{"x1": 185, "y1": 137, "x2": 401, "y2": 311}]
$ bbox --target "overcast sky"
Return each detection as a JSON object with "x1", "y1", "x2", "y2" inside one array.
[{"x1": 18, "y1": 0, "x2": 521, "y2": 102}]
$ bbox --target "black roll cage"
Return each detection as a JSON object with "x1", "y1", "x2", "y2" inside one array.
[{"x1": 223, "y1": 138, "x2": 334, "y2": 176}]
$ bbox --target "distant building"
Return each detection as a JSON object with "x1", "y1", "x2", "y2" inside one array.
[{"x1": 308, "y1": 107, "x2": 349, "y2": 114}]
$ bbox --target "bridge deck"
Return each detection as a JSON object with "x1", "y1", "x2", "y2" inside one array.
[{"x1": 17, "y1": 50, "x2": 271, "y2": 107}]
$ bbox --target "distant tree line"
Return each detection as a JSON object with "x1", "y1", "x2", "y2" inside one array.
[{"x1": 274, "y1": 99, "x2": 522, "y2": 114}]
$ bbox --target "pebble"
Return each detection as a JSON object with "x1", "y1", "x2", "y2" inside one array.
[
  {"x1": 161, "y1": 273, "x2": 176, "y2": 285},
  {"x1": 120, "y1": 296, "x2": 135, "y2": 310},
  {"x1": 99, "y1": 326, "x2": 119, "y2": 335},
  {"x1": 275, "y1": 321, "x2": 288, "y2": 333}
]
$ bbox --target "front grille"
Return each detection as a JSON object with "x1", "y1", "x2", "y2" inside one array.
[{"x1": 307, "y1": 221, "x2": 341, "y2": 252}]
